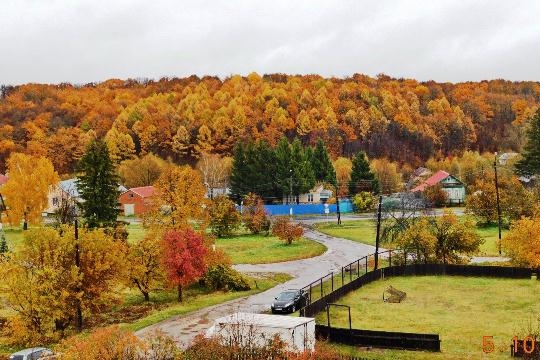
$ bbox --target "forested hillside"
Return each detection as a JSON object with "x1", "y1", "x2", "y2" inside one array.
[{"x1": 1, "y1": 73, "x2": 539, "y2": 175}]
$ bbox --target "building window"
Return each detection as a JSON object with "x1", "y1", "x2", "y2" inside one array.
[
  {"x1": 308, "y1": 194, "x2": 314, "y2": 202},
  {"x1": 129, "y1": 193, "x2": 134, "y2": 198},
  {"x1": 52, "y1": 197, "x2": 59, "y2": 206}
]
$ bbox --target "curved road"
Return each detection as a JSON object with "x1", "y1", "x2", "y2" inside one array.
[
  {"x1": 136, "y1": 221, "x2": 377, "y2": 347},
  {"x1": 136, "y1": 214, "x2": 506, "y2": 347}
]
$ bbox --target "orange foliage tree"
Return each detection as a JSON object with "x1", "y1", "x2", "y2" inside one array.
[{"x1": 271, "y1": 216, "x2": 304, "y2": 245}]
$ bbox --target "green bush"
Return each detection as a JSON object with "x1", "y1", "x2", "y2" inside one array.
[{"x1": 203, "y1": 264, "x2": 251, "y2": 291}]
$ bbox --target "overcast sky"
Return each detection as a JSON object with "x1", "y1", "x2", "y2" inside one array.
[{"x1": 2, "y1": 0, "x2": 540, "y2": 85}]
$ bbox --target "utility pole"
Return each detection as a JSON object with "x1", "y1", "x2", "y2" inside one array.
[
  {"x1": 335, "y1": 183, "x2": 341, "y2": 225},
  {"x1": 374, "y1": 195, "x2": 382, "y2": 270},
  {"x1": 289, "y1": 169, "x2": 293, "y2": 216},
  {"x1": 74, "y1": 218, "x2": 83, "y2": 332},
  {"x1": 494, "y1": 153, "x2": 502, "y2": 255}
]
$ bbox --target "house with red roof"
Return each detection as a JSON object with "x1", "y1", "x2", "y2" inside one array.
[
  {"x1": 118, "y1": 186, "x2": 155, "y2": 216},
  {"x1": 411, "y1": 170, "x2": 465, "y2": 204}
]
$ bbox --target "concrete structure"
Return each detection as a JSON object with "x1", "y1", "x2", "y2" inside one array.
[
  {"x1": 118, "y1": 186, "x2": 154, "y2": 216},
  {"x1": 411, "y1": 170, "x2": 466, "y2": 204},
  {"x1": 206, "y1": 312, "x2": 315, "y2": 352}
]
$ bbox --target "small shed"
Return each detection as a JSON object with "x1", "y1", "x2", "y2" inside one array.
[{"x1": 206, "y1": 312, "x2": 315, "y2": 352}]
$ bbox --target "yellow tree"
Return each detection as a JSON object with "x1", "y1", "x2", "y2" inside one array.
[
  {"x1": 394, "y1": 217, "x2": 437, "y2": 264},
  {"x1": 117, "y1": 153, "x2": 169, "y2": 189},
  {"x1": 126, "y1": 231, "x2": 164, "y2": 301},
  {"x1": 104, "y1": 126, "x2": 136, "y2": 165},
  {"x1": 333, "y1": 157, "x2": 352, "y2": 197},
  {"x1": 502, "y1": 216, "x2": 540, "y2": 267},
  {"x1": 0, "y1": 226, "x2": 127, "y2": 344},
  {"x1": 3, "y1": 153, "x2": 59, "y2": 229},
  {"x1": 147, "y1": 165, "x2": 210, "y2": 231}
]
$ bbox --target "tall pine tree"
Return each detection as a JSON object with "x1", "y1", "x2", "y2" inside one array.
[
  {"x1": 515, "y1": 109, "x2": 540, "y2": 177},
  {"x1": 348, "y1": 151, "x2": 380, "y2": 195},
  {"x1": 77, "y1": 138, "x2": 120, "y2": 228},
  {"x1": 230, "y1": 140, "x2": 278, "y2": 203},
  {"x1": 311, "y1": 139, "x2": 337, "y2": 186},
  {"x1": 230, "y1": 142, "x2": 249, "y2": 203}
]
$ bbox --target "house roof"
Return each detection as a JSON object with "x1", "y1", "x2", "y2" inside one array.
[
  {"x1": 60, "y1": 179, "x2": 80, "y2": 197},
  {"x1": 129, "y1": 186, "x2": 155, "y2": 198},
  {"x1": 214, "y1": 312, "x2": 314, "y2": 329},
  {"x1": 411, "y1": 170, "x2": 451, "y2": 192}
]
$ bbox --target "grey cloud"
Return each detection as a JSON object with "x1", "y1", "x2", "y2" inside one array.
[{"x1": 1, "y1": 0, "x2": 540, "y2": 84}]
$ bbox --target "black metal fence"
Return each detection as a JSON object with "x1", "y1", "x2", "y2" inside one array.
[
  {"x1": 298, "y1": 250, "x2": 538, "y2": 352},
  {"x1": 301, "y1": 263, "x2": 536, "y2": 318},
  {"x1": 316, "y1": 325, "x2": 441, "y2": 352}
]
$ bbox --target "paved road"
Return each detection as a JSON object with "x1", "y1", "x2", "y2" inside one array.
[
  {"x1": 136, "y1": 214, "x2": 506, "y2": 347},
  {"x1": 136, "y1": 224, "x2": 377, "y2": 347}
]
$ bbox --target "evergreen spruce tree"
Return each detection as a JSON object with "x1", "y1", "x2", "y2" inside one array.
[
  {"x1": 348, "y1": 151, "x2": 380, "y2": 195},
  {"x1": 290, "y1": 138, "x2": 315, "y2": 202},
  {"x1": 274, "y1": 137, "x2": 294, "y2": 203},
  {"x1": 77, "y1": 138, "x2": 120, "y2": 228},
  {"x1": 251, "y1": 140, "x2": 278, "y2": 201},
  {"x1": 311, "y1": 139, "x2": 337, "y2": 186},
  {"x1": 230, "y1": 141, "x2": 278, "y2": 203},
  {"x1": 230, "y1": 142, "x2": 249, "y2": 203},
  {"x1": 515, "y1": 109, "x2": 540, "y2": 177}
]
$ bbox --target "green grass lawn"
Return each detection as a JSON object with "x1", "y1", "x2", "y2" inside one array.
[
  {"x1": 317, "y1": 275, "x2": 540, "y2": 359},
  {"x1": 125, "y1": 222, "x2": 147, "y2": 243},
  {"x1": 314, "y1": 220, "x2": 377, "y2": 245},
  {"x1": 476, "y1": 225, "x2": 509, "y2": 257},
  {"x1": 3, "y1": 227, "x2": 25, "y2": 252},
  {"x1": 216, "y1": 233, "x2": 327, "y2": 264},
  {"x1": 0, "y1": 272, "x2": 292, "y2": 354},
  {"x1": 123, "y1": 272, "x2": 291, "y2": 331}
]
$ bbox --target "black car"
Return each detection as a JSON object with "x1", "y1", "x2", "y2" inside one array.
[{"x1": 271, "y1": 289, "x2": 307, "y2": 314}]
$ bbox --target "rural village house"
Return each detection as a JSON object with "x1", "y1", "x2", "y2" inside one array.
[
  {"x1": 411, "y1": 170, "x2": 466, "y2": 204},
  {"x1": 118, "y1": 186, "x2": 155, "y2": 216}
]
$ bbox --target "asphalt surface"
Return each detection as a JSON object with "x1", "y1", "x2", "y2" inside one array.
[
  {"x1": 136, "y1": 213, "x2": 507, "y2": 347},
  {"x1": 135, "y1": 222, "x2": 377, "y2": 347}
]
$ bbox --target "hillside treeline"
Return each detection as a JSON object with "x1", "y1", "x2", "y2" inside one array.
[{"x1": 0, "y1": 73, "x2": 539, "y2": 174}]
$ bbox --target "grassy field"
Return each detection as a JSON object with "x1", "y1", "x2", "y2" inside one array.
[
  {"x1": 125, "y1": 222, "x2": 147, "y2": 243},
  {"x1": 3, "y1": 227, "x2": 25, "y2": 252},
  {"x1": 316, "y1": 275, "x2": 540, "y2": 359},
  {"x1": 314, "y1": 220, "x2": 377, "y2": 245},
  {"x1": 0, "y1": 272, "x2": 291, "y2": 355},
  {"x1": 123, "y1": 272, "x2": 291, "y2": 331},
  {"x1": 476, "y1": 225, "x2": 509, "y2": 257},
  {"x1": 215, "y1": 233, "x2": 327, "y2": 264},
  {"x1": 315, "y1": 219, "x2": 509, "y2": 257}
]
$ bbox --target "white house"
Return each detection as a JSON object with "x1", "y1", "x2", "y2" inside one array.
[{"x1": 283, "y1": 184, "x2": 333, "y2": 204}]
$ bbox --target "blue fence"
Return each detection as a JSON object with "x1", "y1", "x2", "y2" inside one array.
[{"x1": 261, "y1": 199, "x2": 353, "y2": 216}]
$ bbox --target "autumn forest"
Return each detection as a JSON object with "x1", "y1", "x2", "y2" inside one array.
[{"x1": 0, "y1": 73, "x2": 539, "y2": 176}]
